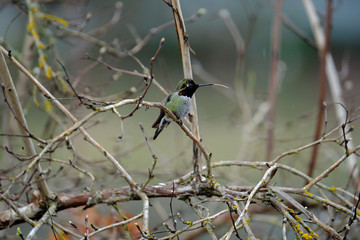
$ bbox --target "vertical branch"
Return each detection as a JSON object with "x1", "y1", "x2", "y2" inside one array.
[
  {"x1": 170, "y1": 0, "x2": 193, "y2": 80},
  {"x1": 266, "y1": 0, "x2": 283, "y2": 162},
  {"x1": 307, "y1": 0, "x2": 332, "y2": 178},
  {"x1": 3, "y1": 35, "x2": 35, "y2": 151},
  {"x1": 0, "y1": 51, "x2": 53, "y2": 199},
  {"x1": 169, "y1": 0, "x2": 206, "y2": 178},
  {"x1": 303, "y1": 0, "x2": 359, "y2": 183}
]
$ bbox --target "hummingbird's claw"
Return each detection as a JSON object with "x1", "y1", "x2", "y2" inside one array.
[{"x1": 176, "y1": 118, "x2": 183, "y2": 125}]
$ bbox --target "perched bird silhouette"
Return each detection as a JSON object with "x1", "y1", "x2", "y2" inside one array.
[{"x1": 152, "y1": 79, "x2": 216, "y2": 140}]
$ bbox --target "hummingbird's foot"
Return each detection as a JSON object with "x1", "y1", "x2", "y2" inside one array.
[{"x1": 175, "y1": 118, "x2": 183, "y2": 125}]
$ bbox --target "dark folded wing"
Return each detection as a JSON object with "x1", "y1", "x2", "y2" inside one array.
[{"x1": 152, "y1": 110, "x2": 165, "y2": 128}]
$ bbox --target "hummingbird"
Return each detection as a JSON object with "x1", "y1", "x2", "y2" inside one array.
[{"x1": 152, "y1": 79, "x2": 218, "y2": 140}]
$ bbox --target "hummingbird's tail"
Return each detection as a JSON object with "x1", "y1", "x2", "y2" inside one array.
[
  {"x1": 153, "y1": 118, "x2": 170, "y2": 140},
  {"x1": 153, "y1": 126, "x2": 163, "y2": 140}
]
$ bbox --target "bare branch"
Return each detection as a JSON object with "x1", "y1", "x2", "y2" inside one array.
[{"x1": 0, "y1": 49, "x2": 52, "y2": 199}]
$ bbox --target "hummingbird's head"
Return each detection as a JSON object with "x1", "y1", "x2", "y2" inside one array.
[{"x1": 176, "y1": 79, "x2": 213, "y2": 97}]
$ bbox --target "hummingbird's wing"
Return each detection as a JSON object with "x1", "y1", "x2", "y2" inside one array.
[
  {"x1": 152, "y1": 110, "x2": 165, "y2": 128},
  {"x1": 152, "y1": 94, "x2": 173, "y2": 128}
]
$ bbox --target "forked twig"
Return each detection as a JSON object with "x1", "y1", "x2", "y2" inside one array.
[
  {"x1": 122, "y1": 37, "x2": 165, "y2": 119},
  {"x1": 140, "y1": 123, "x2": 158, "y2": 190}
]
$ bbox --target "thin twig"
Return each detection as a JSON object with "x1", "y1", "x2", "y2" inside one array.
[
  {"x1": 80, "y1": 213, "x2": 143, "y2": 240},
  {"x1": 225, "y1": 202, "x2": 241, "y2": 240},
  {"x1": 85, "y1": 214, "x2": 89, "y2": 240},
  {"x1": 26, "y1": 203, "x2": 57, "y2": 240},
  {"x1": 158, "y1": 209, "x2": 228, "y2": 240},
  {"x1": 138, "y1": 191, "x2": 150, "y2": 237},
  {"x1": 282, "y1": 217, "x2": 287, "y2": 240},
  {"x1": 270, "y1": 122, "x2": 342, "y2": 164},
  {"x1": 122, "y1": 37, "x2": 165, "y2": 119},
  {"x1": 338, "y1": 192, "x2": 360, "y2": 238},
  {"x1": 140, "y1": 123, "x2": 158, "y2": 189},
  {"x1": 304, "y1": 146, "x2": 360, "y2": 191},
  {"x1": 0, "y1": 194, "x2": 36, "y2": 227},
  {"x1": 169, "y1": 181, "x2": 179, "y2": 240},
  {"x1": 266, "y1": 0, "x2": 283, "y2": 162}
]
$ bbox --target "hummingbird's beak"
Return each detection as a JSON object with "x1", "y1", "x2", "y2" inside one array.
[
  {"x1": 198, "y1": 83, "x2": 229, "y2": 88},
  {"x1": 197, "y1": 83, "x2": 215, "y2": 88}
]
